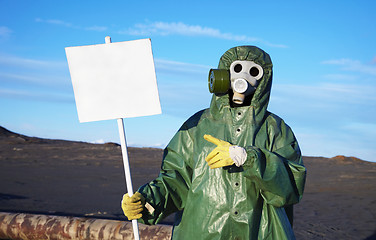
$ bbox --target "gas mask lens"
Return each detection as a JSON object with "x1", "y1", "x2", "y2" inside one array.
[
  {"x1": 229, "y1": 61, "x2": 264, "y2": 85},
  {"x1": 250, "y1": 66, "x2": 260, "y2": 77}
]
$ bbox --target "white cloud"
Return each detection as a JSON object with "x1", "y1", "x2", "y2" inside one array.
[
  {"x1": 295, "y1": 128, "x2": 376, "y2": 162},
  {"x1": 0, "y1": 72, "x2": 69, "y2": 89},
  {"x1": 35, "y1": 18, "x2": 73, "y2": 28},
  {"x1": 128, "y1": 22, "x2": 258, "y2": 40},
  {"x1": 35, "y1": 18, "x2": 107, "y2": 32},
  {"x1": 0, "y1": 54, "x2": 66, "y2": 69},
  {"x1": 34, "y1": 18, "x2": 286, "y2": 48},
  {"x1": 323, "y1": 74, "x2": 358, "y2": 81},
  {"x1": 46, "y1": 19, "x2": 72, "y2": 27},
  {"x1": 273, "y1": 82, "x2": 376, "y2": 104},
  {"x1": 322, "y1": 58, "x2": 376, "y2": 76},
  {"x1": 341, "y1": 122, "x2": 376, "y2": 136},
  {"x1": 128, "y1": 142, "x2": 165, "y2": 148},
  {"x1": 0, "y1": 72, "x2": 45, "y2": 83},
  {"x1": 270, "y1": 81, "x2": 376, "y2": 161},
  {"x1": 121, "y1": 21, "x2": 288, "y2": 48},
  {"x1": 155, "y1": 58, "x2": 211, "y2": 76},
  {"x1": 84, "y1": 26, "x2": 108, "y2": 32},
  {"x1": 0, "y1": 87, "x2": 72, "y2": 103},
  {"x1": 0, "y1": 26, "x2": 12, "y2": 38},
  {"x1": 0, "y1": 54, "x2": 70, "y2": 89},
  {"x1": 91, "y1": 139, "x2": 105, "y2": 144}
]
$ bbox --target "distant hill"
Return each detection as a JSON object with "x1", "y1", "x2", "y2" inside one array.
[
  {"x1": 0, "y1": 125, "x2": 61, "y2": 144},
  {"x1": 0, "y1": 125, "x2": 120, "y2": 146},
  {"x1": 0, "y1": 125, "x2": 368, "y2": 162},
  {"x1": 0, "y1": 126, "x2": 21, "y2": 137}
]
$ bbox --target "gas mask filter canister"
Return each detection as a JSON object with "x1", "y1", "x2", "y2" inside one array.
[{"x1": 208, "y1": 60, "x2": 263, "y2": 104}]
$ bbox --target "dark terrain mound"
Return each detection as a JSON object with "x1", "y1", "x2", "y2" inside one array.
[{"x1": 0, "y1": 126, "x2": 375, "y2": 240}]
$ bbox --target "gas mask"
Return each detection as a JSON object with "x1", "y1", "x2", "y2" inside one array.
[{"x1": 208, "y1": 60, "x2": 264, "y2": 104}]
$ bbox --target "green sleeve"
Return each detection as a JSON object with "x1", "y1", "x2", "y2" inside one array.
[
  {"x1": 242, "y1": 123, "x2": 306, "y2": 208},
  {"x1": 137, "y1": 127, "x2": 194, "y2": 225}
]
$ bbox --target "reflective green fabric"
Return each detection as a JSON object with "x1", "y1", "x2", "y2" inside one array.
[{"x1": 138, "y1": 46, "x2": 306, "y2": 239}]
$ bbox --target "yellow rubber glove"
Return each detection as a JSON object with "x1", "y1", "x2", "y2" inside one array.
[
  {"x1": 121, "y1": 192, "x2": 145, "y2": 220},
  {"x1": 204, "y1": 134, "x2": 235, "y2": 169}
]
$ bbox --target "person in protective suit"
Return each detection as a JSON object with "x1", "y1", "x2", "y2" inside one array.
[{"x1": 121, "y1": 46, "x2": 306, "y2": 239}]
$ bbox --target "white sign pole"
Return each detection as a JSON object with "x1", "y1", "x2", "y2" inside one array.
[
  {"x1": 105, "y1": 36, "x2": 140, "y2": 240},
  {"x1": 117, "y1": 118, "x2": 140, "y2": 240},
  {"x1": 66, "y1": 36, "x2": 161, "y2": 240}
]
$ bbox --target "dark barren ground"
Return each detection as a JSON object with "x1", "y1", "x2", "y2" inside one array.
[{"x1": 0, "y1": 126, "x2": 375, "y2": 240}]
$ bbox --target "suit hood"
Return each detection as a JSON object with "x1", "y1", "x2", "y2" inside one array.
[{"x1": 210, "y1": 46, "x2": 273, "y2": 123}]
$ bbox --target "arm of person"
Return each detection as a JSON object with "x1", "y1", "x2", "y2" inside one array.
[
  {"x1": 242, "y1": 138, "x2": 306, "y2": 207},
  {"x1": 204, "y1": 120, "x2": 306, "y2": 208},
  {"x1": 137, "y1": 126, "x2": 194, "y2": 225}
]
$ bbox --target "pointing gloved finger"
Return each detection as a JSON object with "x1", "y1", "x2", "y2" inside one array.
[
  {"x1": 204, "y1": 134, "x2": 235, "y2": 169},
  {"x1": 204, "y1": 134, "x2": 222, "y2": 146}
]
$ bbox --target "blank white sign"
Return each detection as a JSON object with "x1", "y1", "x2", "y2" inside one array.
[{"x1": 65, "y1": 38, "x2": 161, "y2": 123}]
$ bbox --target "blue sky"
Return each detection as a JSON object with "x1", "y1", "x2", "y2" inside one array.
[{"x1": 1, "y1": 0, "x2": 375, "y2": 162}]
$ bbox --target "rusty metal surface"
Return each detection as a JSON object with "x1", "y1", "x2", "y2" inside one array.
[{"x1": 0, "y1": 212, "x2": 172, "y2": 240}]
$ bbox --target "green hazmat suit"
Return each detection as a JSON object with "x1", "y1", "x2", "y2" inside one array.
[{"x1": 137, "y1": 46, "x2": 306, "y2": 239}]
